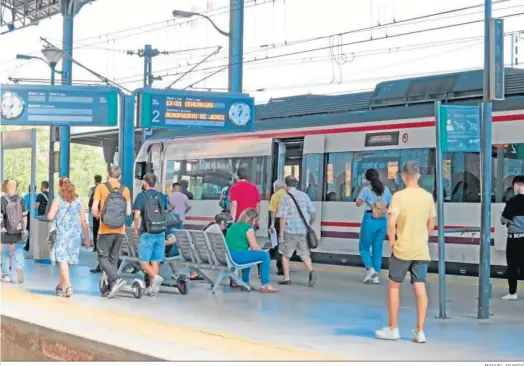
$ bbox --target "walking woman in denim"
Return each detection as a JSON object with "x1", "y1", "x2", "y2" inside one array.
[
  {"x1": 47, "y1": 178, "x2": 89, "y2": 297},
  {"x1": 356, "y1": 169, "x2": 392, "y2": 284}
]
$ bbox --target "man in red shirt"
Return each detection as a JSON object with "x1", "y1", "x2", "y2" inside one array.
[{"x1": 230, "y1": 167, "x2": 261, "y2": 223}]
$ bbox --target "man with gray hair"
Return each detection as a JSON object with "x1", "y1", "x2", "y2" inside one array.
[
  {"x1": 277, "y1": 176, "x2": 317, "y2": 287},
  {"x1": 92, "y1": 165, "x2": 132, "y2": 298},
  {"x1": 376, "y1": 161, "x2": 436, "y2": 343},
  {"x1": 268, "y1": 179, "x2": 288, "y2": 275}
]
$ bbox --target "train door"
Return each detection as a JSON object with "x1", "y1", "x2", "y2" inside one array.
[
  {"x1": 147, "y1": 143, "x2": 163, "y2": 191},
  {"x1": 302, "y1": 135, "x2": 325, "y2": 240},
  {"x1": 271, "y1": 138, "x2": 303, "y2": 190}
]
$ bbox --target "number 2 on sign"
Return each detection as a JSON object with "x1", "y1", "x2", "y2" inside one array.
[{"x1": 152, "y1": 110, "x2": 160, "y2": 123}]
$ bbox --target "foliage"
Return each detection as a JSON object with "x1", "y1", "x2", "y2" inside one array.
[{"x1": 1, "y1": 126, "x2": 107, "y2": 204}]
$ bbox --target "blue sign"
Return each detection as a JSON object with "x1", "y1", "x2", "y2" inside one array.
[
  {"x1": 0, "y1": 84, "x2": 118, "y2": 126},
  {"x1": 138, "y1": 89, "x2": 255, "y2": 131},
  {"x1": 438, "y1": 104, "x2": 481, "y2": 153},
  {"x1": 490, "y1": 18, "x2": 504, "y2": 101}
]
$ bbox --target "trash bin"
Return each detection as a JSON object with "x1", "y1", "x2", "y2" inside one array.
[{"x1": 32, "y1": 216, "x2": 51, "y2": 261}]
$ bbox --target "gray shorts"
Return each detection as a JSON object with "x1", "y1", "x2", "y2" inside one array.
[
  {"x1": 388, "y1": 255, "x2": 430, "y2": 284},
  {"x1": 279, "y1": 233, "x2": 310, "y2": 258}
]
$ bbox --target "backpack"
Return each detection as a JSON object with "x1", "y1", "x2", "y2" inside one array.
[
  {"x1": 371, "y1": 195, "x2": 388, "y2": 218},
  {"x1": 220, "y1": 187, "x2": 230, "y2": 212},
  {"x1": 3, "y1": 196, "x2": 24, "y2": 235},
  {"x1": 100, "y1": 182, "x2": 127, "y2": 228},
  {"x1": 143, "y1": 191, "x2": 166, "y2": 234}
]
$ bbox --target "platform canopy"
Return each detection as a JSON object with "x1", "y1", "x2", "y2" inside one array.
[{"x1": 0, "y1": 0, "x2": 94, "y2": 34}]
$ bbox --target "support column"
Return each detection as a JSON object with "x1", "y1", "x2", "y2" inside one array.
[
  {"x1": 59, "y1": 6, "x2": 74, "y2": 178},
  {"x1": 228, "y1": 0, "x2": 244, "y2": 93},
  {"x1": 478, "y1": 0, "x2": 493, "y2": 320},
  {"x1": 120, "y1": 95, "x2": 135, "y2": 222}
]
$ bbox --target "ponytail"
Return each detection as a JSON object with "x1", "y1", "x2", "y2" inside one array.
[{"x1": 365, "y1": 169, "x2": 385, "y2": 196}]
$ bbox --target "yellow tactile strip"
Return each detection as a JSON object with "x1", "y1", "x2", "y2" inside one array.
[{"x1": 1, "y1": 286, "x2": 346, "y2": 361}]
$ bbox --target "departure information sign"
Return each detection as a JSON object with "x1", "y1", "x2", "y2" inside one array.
[
  {"x1": 438, "y1": 104, "x2": 481, "y2": 153},
  {"x1": 138, "y1": 89, "x2": 255, "y2": 131},
  {"x1": 0, "y1": 84, "x2": 118, "y2": 127}
]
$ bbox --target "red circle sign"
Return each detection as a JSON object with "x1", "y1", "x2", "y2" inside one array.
[{"x1": 402, "y1": 133, "x2": 409, "y2": 143}]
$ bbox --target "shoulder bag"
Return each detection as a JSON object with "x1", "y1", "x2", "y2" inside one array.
[{"x1": 287, "y1": 193, "x2": 319, "y2": 250}]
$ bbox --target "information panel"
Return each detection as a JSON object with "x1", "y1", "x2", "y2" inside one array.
[
  {"x1": 0, "y1": 84, "x2": 118, "y2": 127},
  {"x1": 438, "y1": 104, "x2": 481, "y2": 153},
  {"x1": 138, "y1": 89, "x2": 255, "y2": 131}
]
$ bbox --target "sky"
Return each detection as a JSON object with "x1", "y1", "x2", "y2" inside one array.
[{"x1": 1, "y1": 0, "x2": 523, "y2": 105}]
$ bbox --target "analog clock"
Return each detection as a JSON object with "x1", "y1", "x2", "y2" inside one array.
[
  {"x1": 228, "y1": 102, "x2": 251, "y2": 127},
  {"x1": 1, "y1": 92, "x2": 25, "y2": 120}
]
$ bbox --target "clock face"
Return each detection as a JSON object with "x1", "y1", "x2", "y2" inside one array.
[
  {"x1": 1, "y1": 92, "x2": 25, "y2": 120},
  {"x1": 228, "y1": 102, "x2": 251, "y2": 127}
]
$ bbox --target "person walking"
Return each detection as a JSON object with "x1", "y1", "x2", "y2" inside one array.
[
  {"x1": 23, "y1": 185, "x2": 37, "y2": 252},
  {"x1": 133, "y1": 173, "x2": 168, "y2": 296},
  {"x1": 356, "y1": 168, "x2": 392, "y2": 284},
  {"x1": 500, "y1": 175, "x2": 524, "y2": 300},
  {"x1": 230, "y1": 167, "x2": 261, "y2": 223},
  {"x1": 35, "y1": 181, "x2": 50, "y2": 217},
  {"x1": 168, "y1": 182, "x2": 191, "y2": 228},
  {"x1": 277, "y1": 175, "x2": 317, "y2": 287},
  {"x1": 268, "y1": 179, "x2": 288, "y2": 276},
  {"x1": 89, "y1": 175, "x2": 103, "y2": 273},
  {"x1": 1, "y1": 180, "x2": 27, "y2": 284},
  {"x1": 376, "y1": 161, "x2": 436, "y2": 343},
  {"x1": 179, "y1": 180, "x2": 194, "y2": 200},
  {"x1": 47, "y1": 178, "x2": 90, "y2": 297},
  {"x1": 91, "y1": 166, "x2": 132, "y2": 298}
]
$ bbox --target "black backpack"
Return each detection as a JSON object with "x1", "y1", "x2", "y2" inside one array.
[
  {"x1": 3, "y1": 196, "x2": 24, "y2": 235},
  {"x1": 101, "y1": 182, "x2": 127, "y2": 228},
  {"x1": 143, "y1": 191, "x2": 166, "y2": 234}
]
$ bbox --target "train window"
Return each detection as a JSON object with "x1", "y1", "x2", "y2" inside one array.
[
  {"x1": 351, "y1": 150, "x2": 401, "y2": 201},
  {"x1": 493, "y1": 143, "x2": 524, "y2": 202},
  {"x1": 303, "y1": 154, "x2": 324, "y2": 201},
  {"x1": 165, "y1": 157, "x2": 268, "y2": 200},
  {"x1": 325, "y1": 152, "x2": 353, "y2": 201},
  {"x1": 446, "y1": 152, "x2": 481, "y2": 203}
]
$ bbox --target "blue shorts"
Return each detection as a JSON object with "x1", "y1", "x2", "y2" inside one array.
[{"x1": 138, "y1": 232, "x2": 166, "y2": 263}]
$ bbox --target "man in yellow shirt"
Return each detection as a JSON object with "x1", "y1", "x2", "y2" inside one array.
[
  {"x1": 376, "y1": 161, "x2": 436, "y2": 344},
  {"x1": 268, "y1": 179, "x2": 287, "y2": 276}
]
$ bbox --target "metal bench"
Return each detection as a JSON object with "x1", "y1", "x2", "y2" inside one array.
[
  {"x1": 117, "y1": 228, "x2": 182, "y2": 288},
  {"x1": 174, "y1": 229, "x2": 263, "y2": 294}
]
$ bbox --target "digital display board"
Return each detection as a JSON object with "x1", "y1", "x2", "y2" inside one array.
[
  {"x1": 364, "y1": 132, "x2": 400, "y2": 147},
  {"x1": 138, "y1": 89, "x2": 255, "y2": 131},
  {"x1": 0, "y1": 84, "x2": 118, "y2": 127}
]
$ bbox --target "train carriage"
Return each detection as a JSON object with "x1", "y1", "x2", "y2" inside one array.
[{"x1": 134, "y1": 68, "x2": 524, "y2": 277}]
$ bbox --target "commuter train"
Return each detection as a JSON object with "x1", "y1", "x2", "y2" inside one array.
[{"x1": 134, "y1": 69, "x2": 524, "y2": 277}]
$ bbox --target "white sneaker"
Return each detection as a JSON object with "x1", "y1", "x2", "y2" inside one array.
[
  {"x1": 372, "y1": 277, "x2": 380, "y2": 284},
  {"x1": 1, "y1": 276, "x2": 10, "y2": 283},
  {"x1": 152, "y1": 275, "x2": 163, "y2": 295},
  {"x1": 501, "y1": 293, "x2": 518, "y2": 300},
  {"x1": 412, "y1": 329, "x2": 426, "y2": 343},
  {"x1": 375, "y1": 327, "x2": 400, "y2": 340},
  {"x1": 364, "y1": 268, "x2": 377, "y2": 283}
]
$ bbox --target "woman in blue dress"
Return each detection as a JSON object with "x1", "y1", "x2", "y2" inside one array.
[
  {"x1": 47, "y1": 178, "x2": 89, "y2": 297},
  {"x1": 356, "y1": 169, "x2": 392, "y2": 284}
]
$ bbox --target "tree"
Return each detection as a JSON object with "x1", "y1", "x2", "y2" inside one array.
[{"x1": 1, "y1": 126, "x2": 106, "y2": 203}]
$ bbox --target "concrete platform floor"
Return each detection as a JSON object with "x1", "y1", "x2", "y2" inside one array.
[{"x1": 1, "y1": 248, "x2": 523, "y2": 361}]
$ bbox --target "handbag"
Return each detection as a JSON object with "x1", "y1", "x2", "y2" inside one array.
[
  {"x1": 165, "y1": 209, "x2": 182, "y2": 228},
  {"x1": 287, "y1": 193, "x2": 319, "y2": 250},
  {"x1": 48, "y1": 203, "x2": 71, "y2": 247}
]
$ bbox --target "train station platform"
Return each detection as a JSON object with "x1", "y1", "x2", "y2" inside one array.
[{"x1": 1, "y1": 248, "x2": 523, "y2": 361}]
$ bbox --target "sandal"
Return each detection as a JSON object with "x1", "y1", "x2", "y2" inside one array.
[
  {"x1": 55, "y1": 285, "x2": 63, "y2": 296},
  {"x1": 260, "y1": 285, "x2": 279, "y2": 293},
  {"x1": 65, "y1": 287, "x2": 73, "y2": 298}
]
